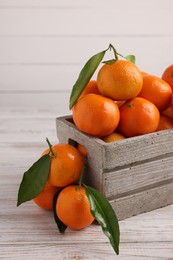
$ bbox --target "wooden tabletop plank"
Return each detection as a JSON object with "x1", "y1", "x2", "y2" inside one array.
[{"x1": 1, "y1": 108, "x2": 173, "y2": 259}]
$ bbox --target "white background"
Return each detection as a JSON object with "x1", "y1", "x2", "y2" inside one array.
[{"x1": 0, "y1": 0, "x2": 173, "y2": 116}]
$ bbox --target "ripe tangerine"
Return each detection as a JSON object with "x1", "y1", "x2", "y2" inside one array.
[
  {"x1": 138, "y1": 74, "x2": 172, "y2": 111},
  {"x1": 162, "y1": 64, "x2": 173, "y2": 90},
  {"x1": 42, "y1": 144, "x2": 84, "y2": 187},
  {"x1": 33, "y1": 181, "x2": 59, "y2": 211},
  {"x1": 72, "y1": 94, "x2": 120, "y2": 137},
  {"x1": 78, "y1": 80, "x2": 100, "y2": 100},
  {"x1": 56, "y1": 185, "x2": 94, "y2": 230},
  {"x1": 97, "y1": 60, "x2": 143, "y2": 101},
  {"x1": 157, "y1": 114, "x2": 173, "y2": 131},
  {"x1": 102, "y1": 132, "x2": 125, "y2": 142},
  {"x1": 119, "y1": 97, "x2": 160, "y2": 137}
]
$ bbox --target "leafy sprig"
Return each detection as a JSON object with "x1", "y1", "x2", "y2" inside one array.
[{"x1": 69, "y1": 43, "x2": 135, "y2": 109}]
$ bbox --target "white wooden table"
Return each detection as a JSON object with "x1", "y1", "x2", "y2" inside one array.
[{"x1": 1, "y1": 107, "x2": 173, "y2": 260}]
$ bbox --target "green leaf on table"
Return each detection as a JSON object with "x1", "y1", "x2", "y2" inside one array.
[
  {"x1": 53, "y1": 188, "x2": 67, "y2": 233},
  {"x1": 17, "y1": 154, "x2": 50, "y2": 206},
  {"x1": 85, "y1": 185, "x2": 120, "y2": 255},
  {"x1": 125, "y1": 55, "x2": 136, "y2": 64},
  {"x1": 69, "y1": 45, "x2": 110, "y2": 109}
]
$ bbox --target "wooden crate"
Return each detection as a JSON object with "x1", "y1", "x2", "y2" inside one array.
[{"x1": 56, "y1": 115, "x2": 173, "y2": 220}]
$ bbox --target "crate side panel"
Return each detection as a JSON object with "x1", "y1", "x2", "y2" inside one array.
[
  {"x1": 110, "y1": 180, "x2": 173, "y2": 220},
  {"x1": 104, "y1": 154, "x2": 173, "y2": 198},
  {"x1": 56, "y1": 116, "x2": 105, "y2": 192},
  {"x1": 103, "y1": 129, "x2": 173, "y2": 169}
]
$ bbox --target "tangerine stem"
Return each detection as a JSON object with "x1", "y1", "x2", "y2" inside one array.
[
  {"x1": 116, "y1": 52, "x2": 125, "y2": 59},
  {"x1": 109, "y1": 44, "x2": 118, "y2": 60},
  {"x1": 46, "y1": 137, "x2": 56, "y2": 158}
]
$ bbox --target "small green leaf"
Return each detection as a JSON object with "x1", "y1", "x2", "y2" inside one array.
[
  {"x1": 17, "y1": 154, "x2": 50, "y2": 206},
  {"x1": 85, "y1": 185, "x2": 120, "y2": 255},
  {"x1": 125, "y1": 55, "x2": 136, "y2": 64},
  {"x1": 69, "y1": 45, "x2": 110, "y2": 109},
  {"x1": 53, "y1": 188, "x2": 67, "y2": 233}
]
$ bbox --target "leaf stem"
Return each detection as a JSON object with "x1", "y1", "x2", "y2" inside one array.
[
  {"x1": 46, "y1": 137, "x2": 56, "y2": 158},
  {"x1": 78, "y1": 166, "x2": 86, "y2": 189}
]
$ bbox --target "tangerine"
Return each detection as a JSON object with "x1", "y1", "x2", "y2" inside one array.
[
  {"x1": 141, "y1": 71, "x2": 149, "y2": 76},
  {"x1": 42, "y1": 144, "x2": 84, "y2": 187},
  {"x1": 162, "y1": 64, "x2": 173, "y2": 90},
  {"x1": 72, "y1": 94, "x2": 120, "y2": 137},
  {"x1": 79, "y1": 80, "x2": 100, "y2": 100},
  {"x1": 119, "y1": 97, "x2": 160, "y2": 137},
  {"x1": 33, "y1": 181, "x2": 59, "y2": 211},
  {"x1": 77, "y1": 143, "x2": 88, "y2": 158},
  {"x1": 97, "y1": 60, "x2": 143, "y2": 101},
  {"x1": 56, "y1": 185, "x2": 94, "y2": 230},
  {"x1": 157, "y1": 114, "x2": 173, "y2": 131},
  {"x1": 162, "y1": 102, "x2": 173, "y2": 119},
  {"x1": 172, "y1": 92, "x2": 173, "y2": 109},
  {"x1": 102, "y1": 132, "x2": 125, "y2": 142},
  {"x1": 138, "y1": 74, "x2": 172, "y2": 111}
]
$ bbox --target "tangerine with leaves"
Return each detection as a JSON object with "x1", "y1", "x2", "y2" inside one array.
[
  {"x1": 72, "y1": 94, "x2": 120, "y2": 137},
  {"x1": 56, "y1": 185, "x2": 94, "y2": 230},
  {"x1": 97, "y1": 60, "x2": 143, "y2": 101},
  {"x1": 138, "y1": 74, "x2": 172, "y2": 111},
  {"x1": 162, "y1": 64, "x2": 173, "y2": 90},
  {"x1": 42, "y1": 143, "x2": 84, "y2": 187},
  {"x1": 33, "y1": 180, "x2": 59, "y2": 210},
  {"x1": 119, "y1": 97, "x2": 160, "y2": 137}
]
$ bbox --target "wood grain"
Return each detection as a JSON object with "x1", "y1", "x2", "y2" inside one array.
[
  {"x1": 56, "y1": 116, "x2": 173, "y2": 220},
  {"x1": 1, "y1": 107, "x2": 173, "y2": 259}
]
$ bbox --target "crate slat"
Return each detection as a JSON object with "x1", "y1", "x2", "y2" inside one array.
[{"x1": 56, "y1": 115, "x2": 173, "y2": 220}]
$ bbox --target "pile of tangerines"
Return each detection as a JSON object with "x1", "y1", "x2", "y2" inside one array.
[
  {"x1": 72, "y1": 61, "x2": 173, "y2": 143},
  {"x1": 33, "y1": 142, "x2": 94, "y2": 230},
  {"x1": 17, "y1": 45, "x2": 173, "y2": 255}
]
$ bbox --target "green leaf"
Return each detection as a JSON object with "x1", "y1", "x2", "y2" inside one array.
[
  {"x1": 53, "y1": 188, "x2": 67, "y2": 233},
  {"x1": 69, "y1": 45, "x2": 110, "y2": 109},
  {"x1": 85, "y1": 185, "x2": 120, "y2": 255},
  {"x1": 125, "y1": 55, "x2": 136, "y2": 64},
  {"x1": 17, "y1": 154, "x2": 50, "y2": 206}
]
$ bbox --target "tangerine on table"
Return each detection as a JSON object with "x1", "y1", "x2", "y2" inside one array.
[
  {"x1": 157, "y1": 114, "x2": 173, "y2": 131},
  {"x1": 33, "y1": 181, "x2": 59, "y2": 211},
  {"x1": 138, "y1": 74, "x2": 172, "y2": 111},
  {"x1": 56, "y1": 185, "x2": 94, "y2": 230},
  {"x1": 79, "y1": 80, "x2": 100, "y2": 100},
  {"x1": 97, "y1": 60, "x2": 143, "y2": 101},
  {"x1": 42, "y1": 144, "x2": 84, "y2": 187},
  {"x1": 72, "y1": 94, "x2": 120, "y2": 137},
  {"x1": 119, "y1": 97, "x2": 160, "y2": 137},
  {"x1": 162, "y1": 64, "x2": 173, "y2": 90}
]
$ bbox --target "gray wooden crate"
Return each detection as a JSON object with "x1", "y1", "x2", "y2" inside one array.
[{"x1": 56, "y1": 115, "x2": 173, "y2": 220}]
